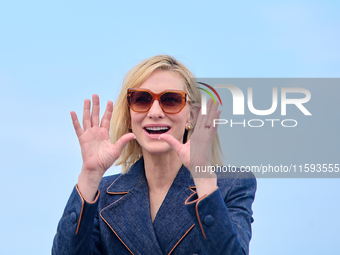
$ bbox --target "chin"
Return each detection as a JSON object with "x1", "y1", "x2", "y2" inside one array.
[{"x1": 142, "y1": 141, "x2": 173, "y2": 155}]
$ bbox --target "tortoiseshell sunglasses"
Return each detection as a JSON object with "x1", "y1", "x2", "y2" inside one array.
[{"x1": 127, "y1": 88, "x2": 189, "y2": 114}]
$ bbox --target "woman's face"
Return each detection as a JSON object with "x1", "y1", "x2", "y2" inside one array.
[{"x1": 130, "y1": 70, "x2": 190, "y2": 155}]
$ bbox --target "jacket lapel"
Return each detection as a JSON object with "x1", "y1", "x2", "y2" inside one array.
[
  {"x1": 100, "y1": 158, "x2": 196, "y2": 255},
  {"x1": 100, "y1": 159, "x2": 163, "y2": 255},
  {"x1": 152, "y1": 166, "x2": 196, "y2": 255}
]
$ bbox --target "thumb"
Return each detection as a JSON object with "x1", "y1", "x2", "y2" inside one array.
[
  {"x1": 158, "y1": 134, "x2": 182, "y2": 154},
  {"x1": 114, "y1": 133, "x2": 136, "y2": 153}
]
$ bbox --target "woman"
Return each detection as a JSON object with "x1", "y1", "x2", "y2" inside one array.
[{"x1": 52, "y1": 55, "x2": 256, "y2": 255}]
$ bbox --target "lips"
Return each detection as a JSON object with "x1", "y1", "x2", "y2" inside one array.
[{"x1": 144, "y1": 126, "x2": 170, "y2": 134}]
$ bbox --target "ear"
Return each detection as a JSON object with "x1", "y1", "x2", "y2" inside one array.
[{"x1": 187, "y1": 104, "x2": 200, "y2": 129}]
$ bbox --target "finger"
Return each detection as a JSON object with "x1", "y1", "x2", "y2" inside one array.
[
  {"x1": 158, "y1": 134, "x2": 183, "y2": 154},
  {"x1": 203, "y1": 99, "x2": 216, "y2": 128},
  {"x1": 196, "y1": 98, "x2": 214, "y2": 129},
  {"x1": 70, "y1": 111, "x2": 84, "y2": 137},
  {"x1": 100, "y1": 101, "x2": 113, "y2": 130},
  {"x1": 91, "y1": 94, "x2": 100, "y2": 126},
  {"x1": 113, "y1": 133, "x2": 136, "y2": 153},
  {"x1": 206, "y1": 100, "x2": 220, "y2": 129},
  {"x1": 83, "y1": 99, "x2": 91, "y2": 131},
  {"x1": 213, "y1": 110, "x2": 222, "y2": 129}
]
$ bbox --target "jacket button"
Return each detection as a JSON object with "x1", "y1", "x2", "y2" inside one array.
[
  {"x1": 204, "y1": 215, "x2": 214, "y2": 226},
  {"x1": 70, "y1": 212, "x2": 77, "y2": 223}
]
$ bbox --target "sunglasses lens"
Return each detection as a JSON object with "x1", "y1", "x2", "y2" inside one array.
[
  {"x1": 160, "y1": 92, "x2": 184, "y2": 113},
  {"x1": 130, "y1": 91, "x2": 153, "y2": 112},
  {"x1": 128, "y1": 89, "x2": 186, "y2": 113}
]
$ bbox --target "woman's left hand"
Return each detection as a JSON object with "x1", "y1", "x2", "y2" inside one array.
[{"x1": 159, "y1": 99, "x2": 221, "y2": 197}]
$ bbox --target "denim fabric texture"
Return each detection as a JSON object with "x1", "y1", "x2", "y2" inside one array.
[{"x1": 52, "y1": 158, "x2": 256, "y2": 255}]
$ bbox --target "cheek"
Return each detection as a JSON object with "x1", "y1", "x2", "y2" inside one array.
[
  {"x1": 181, "y1": 107, "x2": 191, "y2": 125},
  {"x1": 129, "y1": 111, "x2": 145, "y2": 130},
  {"x1": 171, "y1": 112, "x2": 190, "y2": 129}
]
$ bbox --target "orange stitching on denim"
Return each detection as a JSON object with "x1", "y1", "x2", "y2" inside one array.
[
  {"x1": 188, "y1": 186, "x2": 196, "y2": 193},
  {"x1": 184, "y1": 192, "x2": 198, "y2": 205},
  {"x1": 106, "y1": 176, "x2": 120, "y2": 193},
  {"x1": 100, "y1": 214, "x2": 134, "y2": 255},
  {"x1": 106, "y1": 175, "x2": 130, "y2": 194},
  {"x1": 82, "y1": 190, "x2": 100, "y2": 204},
  {"x1": 75, "y1": 185, "x2": 85, "y2": 235},
  {"x1": 74, "y1": 185, "x2": 100, "y2": 235},
  {"x1": 188, "y1": 187, "x2": 219, "y2": 240},
  {"x1": 167, "y1": 224, "x2": 195, "y2": 255},
  {"x1": 99, "y1": 195, "x2": 133, "y2": 254},
  {"x1": 195, "y1": 194, "x2": 208, "y2": 239},
  {"x1": 107, "y1": 191, "x2": 129, "y2": 195}
]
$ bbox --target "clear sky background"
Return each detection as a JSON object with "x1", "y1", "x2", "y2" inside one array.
[{"x1": 1, "y1": 1, "x2": 339, "y2": 254}]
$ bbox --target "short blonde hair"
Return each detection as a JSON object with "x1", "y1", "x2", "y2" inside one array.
[{"x1": 110, "y1": 55, "x2": 222, "y2": 173}]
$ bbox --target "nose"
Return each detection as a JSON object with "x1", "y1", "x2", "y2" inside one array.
[{"x1": 147, "y1": 99, "x2": 165, "y2": 118}]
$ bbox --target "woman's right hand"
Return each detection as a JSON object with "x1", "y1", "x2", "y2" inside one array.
[{"x1": 71, "y1": 94, "x2": 135, "y2": 201}]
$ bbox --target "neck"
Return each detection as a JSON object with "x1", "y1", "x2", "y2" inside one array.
[{"x1": 142, "y1": 149, "x2": 183, "y2": 192}]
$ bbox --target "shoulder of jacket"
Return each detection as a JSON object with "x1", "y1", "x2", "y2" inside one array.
[
  {"x1": 217, "y1": 169, "x2": 257, "y2": 198},
  {"x1": 98, "y1": 173, "x2": 122, "y2": 192}
]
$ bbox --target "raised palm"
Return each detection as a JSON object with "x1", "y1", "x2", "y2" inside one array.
[{"x1": 71, "y1": 95, "x2": 134, "y2": 179}]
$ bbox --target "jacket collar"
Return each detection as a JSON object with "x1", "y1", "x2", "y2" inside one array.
[
  {"x1": 100, "y1": 157, "x2": 196, "y2": 255},
  {"x1": 106, "y1": 158, "x2": 147, "y2": 194},
  {"x1": 106, "y1": 157, "x2": 196, "y2": 193}
]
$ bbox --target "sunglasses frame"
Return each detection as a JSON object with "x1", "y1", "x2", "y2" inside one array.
[{"x1": 127, "y1": 88, "x2": 189, "y2": 114}]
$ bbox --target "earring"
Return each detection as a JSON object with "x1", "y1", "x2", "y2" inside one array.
[{"x1": 188, "y1": 124, "x2": 191, "y2": 130}]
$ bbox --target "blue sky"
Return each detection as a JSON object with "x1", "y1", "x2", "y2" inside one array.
[{"x1": 1, "y1": 1, "x2": 339, "y2": 254}]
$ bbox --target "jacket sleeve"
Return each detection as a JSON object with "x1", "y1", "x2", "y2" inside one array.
[
  {"x1": 52, "y1": 185, "x2": 102, "y2": 255},
  {"x1": 185, "y1": 177, "x2": 256, "y2": 255}
]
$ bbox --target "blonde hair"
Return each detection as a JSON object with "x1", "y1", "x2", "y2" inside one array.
[{"x1": 110, "y1": 55, "x2": 222, "y2": 173}]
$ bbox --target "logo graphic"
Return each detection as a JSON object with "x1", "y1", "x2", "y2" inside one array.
[{"x1": 197, "y1": 82, "x2": 223, "y2": 115}]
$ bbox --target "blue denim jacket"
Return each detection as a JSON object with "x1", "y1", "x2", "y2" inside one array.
[{"x1": 52, "y1": 158, "x2": 256, "y2": 255}]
